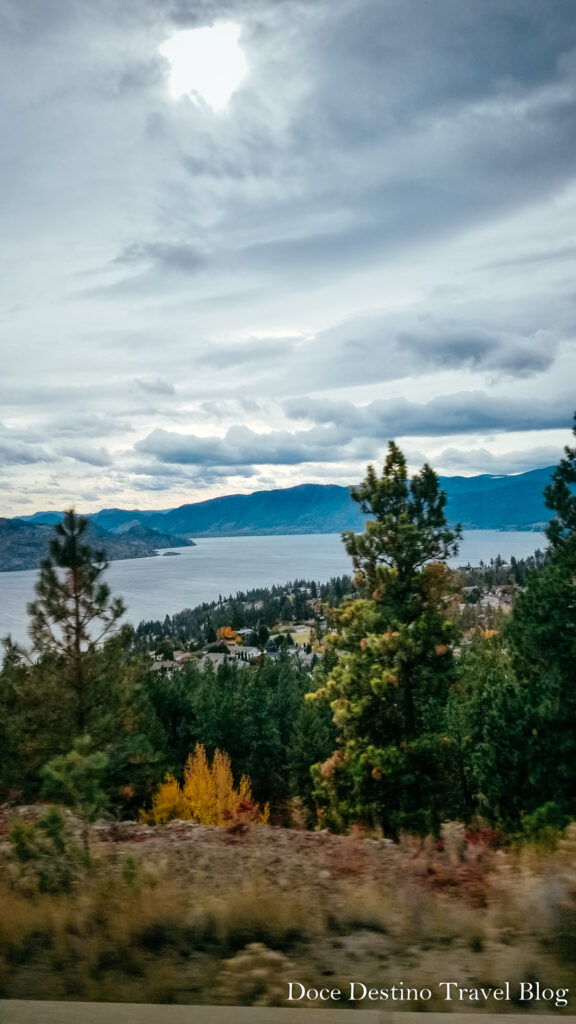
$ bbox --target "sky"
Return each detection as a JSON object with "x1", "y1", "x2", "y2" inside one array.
[{"x1": 1, "y1": 0, "x2": 576, "y2": 515}]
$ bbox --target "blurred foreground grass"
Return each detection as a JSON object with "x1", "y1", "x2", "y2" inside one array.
[{"x1": 0, "y1": 815, "x2": 574, "y2": 1010}]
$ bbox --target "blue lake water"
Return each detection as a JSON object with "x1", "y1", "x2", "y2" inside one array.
[{"x1": 0, "y1": 530, "x2": 546, "y2": 644}]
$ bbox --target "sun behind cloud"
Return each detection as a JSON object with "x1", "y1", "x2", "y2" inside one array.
[{"x1": 159, "y1": 23, "x2": 248, "y2": 112}]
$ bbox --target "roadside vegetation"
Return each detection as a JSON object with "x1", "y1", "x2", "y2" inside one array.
[{"x1": 0, "y1": 809, "x2": 575, "y2": 1008}]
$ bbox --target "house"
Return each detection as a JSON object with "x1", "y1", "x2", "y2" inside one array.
[
  {"x1": 198, "y1": 652, "x2": 229, "y2": 671},
  {"x1": 230, "y1": 646, "x2": 262, "y2": 664},
  {"x1": 287, "y1": 646, "x2": 319, "y2": 669},
  {"x1": 150, "y1": 660, "x2": 181, "y2": 674}
]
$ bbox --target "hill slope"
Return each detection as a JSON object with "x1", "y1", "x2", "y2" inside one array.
[
  {"x1": 439, "y1": 466, "x2": 553, "y2": 530},
  {"x1": 112, "y1": 522, "x2": 195, "y2": 548},
  {"x1": 0, "y1": 519, "x2": 191, "y2": 573}
]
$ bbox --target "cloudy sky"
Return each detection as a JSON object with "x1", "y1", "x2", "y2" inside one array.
[{"x1": 1, "y1": 0, "x2": 576, "y2": 514}]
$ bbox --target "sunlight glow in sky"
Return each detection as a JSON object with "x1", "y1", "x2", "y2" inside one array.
[{"x1": 159, "y1": 23, "x2": 248, "y2": 111}]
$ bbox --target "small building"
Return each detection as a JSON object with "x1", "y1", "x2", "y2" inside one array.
[
  {"x1": 230, "y1": 646, "x2": 262, "y2": 664},
  {"x1": 198, "y1": 652, "x2": 229, "y2": 671}
]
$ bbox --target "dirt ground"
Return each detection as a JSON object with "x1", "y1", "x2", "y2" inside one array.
[{"x1": 0, "y1": 810, "x2": 574, "y2": 1012}]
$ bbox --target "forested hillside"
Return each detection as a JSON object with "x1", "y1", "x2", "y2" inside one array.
[{"x1": 0, "y1": 517, "x2": 193, "y2": 572}]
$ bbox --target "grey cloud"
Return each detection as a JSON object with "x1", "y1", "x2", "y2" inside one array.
[
  {"x1": 0, "y1": 422, "x2": 46, "y2": 444},
  {"x1": 134, "y1": 377, "x2": 176, "y2": 396},
  {"x1": 7, "y1": 0, "x2": 575, "y2": 313},
  {"x1": 435, "y1": 445, "x2": 563, "y2": 475},
  {"x1": 284, "y1": 392, "x2": 576, "y2": 437},
  {"x1": 60, "y1": 445, "x2": 112, "y2": 467},
  {"x1": 128, "y1": 461, "x2": 259, "y2": 482},
  {"x1": 5, "y1": 494, "x2": 33, "y2": 505},
  {"x1": 281, "y1": 314, "x2": 559, "y2": 393},
  {"x1": 130, "y1": 463, "x2": 258, "y2": 492},
  {"x1": 113, "y1": 57, "x2": 166, "y2": 96},
  {"x1": 115, "y1": 242, "x2": 207, "y2": 274},
  {"x1": 131, "y1": 476, "x2": 192, "y2": 492},
  {"x1": 199, "y1": 398, "x2": 268, "y2": 418},
  {"x1": 180, "y1": 132, "x2": 285, "y2": 181},
  {"x1": 398, "y1": 328, "x2": 552, "y2": 378},
  {"x1": 76, "y1": 0, "x2": 576, "y2": 302},
  {"x1": 210, "y1": 7, "x2": 576, "y2": 285},
  {"x1": 192, "y1": 466, "x2": 259, "y2": 483},
  {"x1": 129, "y1": 462, "x2": 203, "y2": 479},
  {"x1": 0, "y1": 386, "x2": 94, "y2": 408},
  {"x1": 398, "y1": 331, "x2": 501, "y2": 365},
  {"x1": 133, "y1": 390, "x2": 575, "y2": 473},
  {"x1": 0, "y1": 437, "x2": 55, "y2": 467},
  {"x1": 2, "y1": 0, "x2": 576, "y2": 514},
  {"x1": 0, "y1": 382, "x2": 176, "y2": 422},
  {"x1": 306, "y1": 0, "x2": 576, "y2": 137},
  {"x1": 134, "y1": 423, "x2": 365, "y2": 467},
  {"x1": 0, "y1": 0, "x2": 75, "y2": 40},
  {"x1": 0, "y1": 383, "x2": 142, "y2": 411},
  {"x1": 483, "y1": 244, "x2": 576, "y2": 271}
]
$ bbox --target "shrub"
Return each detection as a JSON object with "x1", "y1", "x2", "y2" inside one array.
[
  {"x1": 8, "y1": 807, "x2": 85, "y2": 894},
  {"x1": 215, "y1": 943, "x2": 297, "y2": 1006},
  {"x1": 520, "y1": 802, "x2": 571, "y2": 850}
]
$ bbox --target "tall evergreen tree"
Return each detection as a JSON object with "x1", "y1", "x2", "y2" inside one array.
[
  {"x1": 447, "y1": 635, "x2": 532, "y2": 826},
  {"x1": 1, "y1": 513, "x2": 162, "y2": 812},
  {"x1": 310, "y1": 443, "x2": 463, "y2": 834},
  {"x1": 27, "y1": 510, "x2": 126, "y2": 733},
  {"x1": 505, "y1": 417, "x2": 576, "y2": 817},
  {"x1": 544, "y1": 416, "x2": 576, "y2": 559}
]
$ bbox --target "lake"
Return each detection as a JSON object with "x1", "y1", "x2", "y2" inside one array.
[{"x1": 0, "y1": 530, "x2": 546, "y2": 643}]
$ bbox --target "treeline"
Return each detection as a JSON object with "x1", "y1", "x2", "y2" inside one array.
[
  {"x1": 135, "y1": 575, "x2": 355, "y2": 646},
  {"x1": 457, "y1": 548, "x2": 547, "y2": 590},
  {"x1": 0, "y1": 619, "x2": 338, "y2": 825},
  {"x1": 0, "y1": 515, "x2": 339, "y2": 822}
]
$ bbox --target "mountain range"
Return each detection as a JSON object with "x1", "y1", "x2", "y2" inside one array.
[{"x1": 7, "y1": 465, "x2": 555, "y2": 570}]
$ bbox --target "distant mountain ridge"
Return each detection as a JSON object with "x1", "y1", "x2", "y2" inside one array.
[{"x1": 17, "y1": 466, "x2": 556, "y2": 542}]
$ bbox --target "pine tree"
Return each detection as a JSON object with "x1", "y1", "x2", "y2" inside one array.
[
  {"x1": 505, "y1": 417, "x2": 576, "y2": 818},
  {"x1": 310, "y1": 444, "x2": 463, "y2": 834},
  {"x1": 27, "y1": 510, "x2": 126, "y2": 733},
  {"x1": 446, "y1": 635, "x2": 531, "y2": 826},
  {"x1": 544, "y1": 415, "x2": 576, "y2": 559},
  {"x1": 41, "y1": 736, "x2": 110, "y2": 857},
  {"x1": 0, "y1": 513, "x2": 165, "y2": 813}
]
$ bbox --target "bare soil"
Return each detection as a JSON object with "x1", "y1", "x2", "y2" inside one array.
[{"x1": 0, "y1": 808, "x2": 574, "y2": 1013}]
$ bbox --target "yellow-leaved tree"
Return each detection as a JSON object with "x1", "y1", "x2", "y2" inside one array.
[
  {"x1": 145, "y1": 773, "x2": 190, "y2": 824},
  {"x1": 145, "y1": 744, "x2": 269, "y2": 826}
]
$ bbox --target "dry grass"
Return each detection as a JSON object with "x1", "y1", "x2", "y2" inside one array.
[{"x1": 0, "y1": 817, "x2": 574, "y2": 1009}]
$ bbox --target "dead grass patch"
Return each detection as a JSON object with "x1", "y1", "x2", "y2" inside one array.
[{"x1": 0, "y1": 820, "x2": 574, "y2": 1008}]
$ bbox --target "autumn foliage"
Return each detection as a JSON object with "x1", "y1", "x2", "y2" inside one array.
[
  {"x1": 217, "y1": 626, "x2": 242, "y2": 643},
  {"x1": 145, "y1": 744, "x2": 269, "y2": 826}
]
